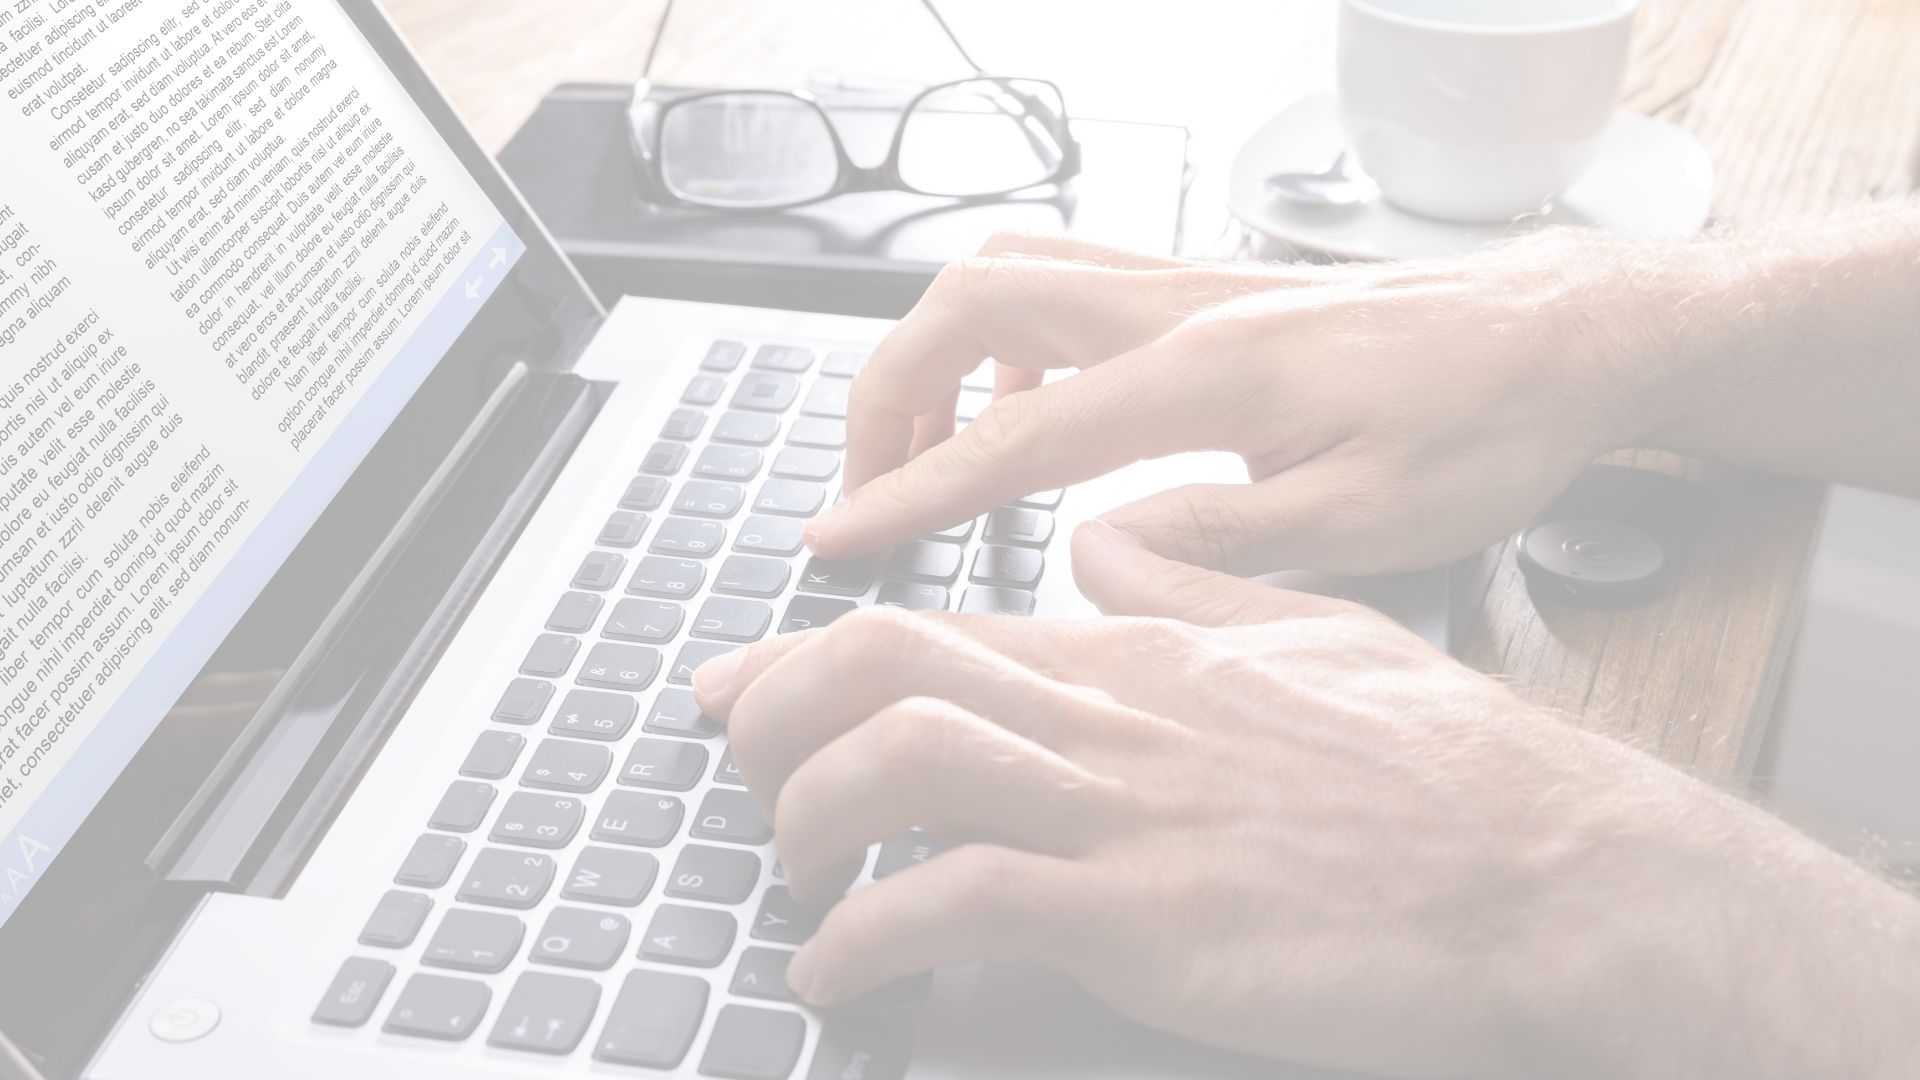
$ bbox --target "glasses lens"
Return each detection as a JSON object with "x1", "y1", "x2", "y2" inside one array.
[
  {"x1": 897, "y1": 78, "x2": 1069, "y2": 197},
  {"x1": 659, "y1": 94, "x2": 841, "y2": 208}
]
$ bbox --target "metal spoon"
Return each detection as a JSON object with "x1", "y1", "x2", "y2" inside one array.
[{"x1": 1263, "y1": 150, "x2": 1379, "y2": 207}]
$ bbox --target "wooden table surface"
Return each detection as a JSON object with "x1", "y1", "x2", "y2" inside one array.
[{"x1": 382, "y1": 0, "x2": 1920, "y2": 785}]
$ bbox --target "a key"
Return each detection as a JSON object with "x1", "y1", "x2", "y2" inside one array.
[
  {"x1": 959, "y1": 586, "x2": 1036, "y2": 615},
  {"x1": 876, "y1": 581, "x2": 949, "y2": 611},
  {"x1": 713, "y1": 554, "x2": 790, "y2": 598},
  {"x1": 572, "y1": 551, "x2": 626, "y2": 591},
  {"x1": 661, "y1": 407, "x2": 707, "y2": 441},
  {"x1": 712, "y1": 410, "x2": 780, "y2": 446},
  {"x1": 549, "y1": 687, "x2": 637, "y2": 741},
  {"x1": 1015, "y1": 489, "x2": 1063, "y2": 510},
  {"x1": 927, "y1": 517, "x2": 975, "y2": 543},
  {"x1": 359, "y1": 890, "x2": 432, "y2": 948},
  {"x1": 640, "y1": 441, "x2": 690, "y2": 476},
  {"x1": 751, "y1": 886, "x2": 824, "y2": 944},
  {"x1": 458, "y1": 848, "x2": 557, "y2": 909},
  {"x1": 683, "y1": 374, "x2": 727, "y2": 406},
  {"x1": 668, "y1": 640, "x2": 737, "y2": 685},
  {"x1": 693, "y1": 788, "x2": 772, "y2": 845},
  {"x1": 597, "y1": 510, "x2": 649, "y2": 548},
  {"x1": 970, "y1": 545, "x2": 1044, "y2": 589},
  {"x1": 312, "y1": 957, "x2": 394, "y2": 1027},
  {"x1": 487, "y1": 971, "x2": 602, "y2": 1055},
  {"x1": 421, "y1": 908, "x2": 525, "y2": 973},
  {"x1": 428, "y1": 781, "x2": 495, "y2": 833},
  {"x1": 751, "y1": 344, "x2": 814, "y2": 372},
  {"x1": 640, "y1": 904, "x2": 738, "y2": 967},
  {"x1": 530, "y1": 907, "x2": 632, "y2": 970},
  {"x1": 733, "y1": 515, "x2": 806, "y2": 556},
  {"x1": 984, "y1": 507, "x2": 1055, "y2": 547},
  {"x1": 798, "y1": 555, "x2": 876, "y2": 596},
  {"x1": 619, "y1": 738, "x2": 708, "y2": 790},
  {"x1": 651, "y1": 517, "x2": 728, "y2": 556},
  {"x1": 519, "y1": 633, "x2": 578, "y2": 677},
  {"x1": 594, "y1": 969, "x2": 709, "y2": 1069},
  {"x1": 667, "y1": 844, "x2": 763, "y2": 904},
  {"x1": 874, "y1": 831, "x2": 945, "y2": 878},
  {"x1": 799, "y1": 379, "x2": 850, "y2": 418},
  {"x1": 673, "y1": 480, "x2": 747, "y2": 519},
  {"x1": 395, "y1": 833, "x2": 465, "y2": 888},
  {"x1": 546, "y1": 591, "x2": 603, "y2": 633},
  {"x1": 714, "y1": 748, "x2": 744, "y2": 786},
  {"x1": 490, "y1": 792, "x2": 586, "y2": 849},
  {"x1": 770, "y1": 447, "x2": 839, "y2": 482},
  {"x1": 592, "y1": 791, "x2": 684, "y2": 847},
  {"x1": 604, "y1": 598, "x2": 683, "y2": 645},
  {"x1": 806, "y1": 1018, "x2": 913, "y2": 1080},
  {"x1": 694, "y1": 445, "x2": 764, "y2": 481},
  {"x1": 779, "y1": 594, "x2": 857, "y2": 633},
  {"x1": 700, "y1": 1004, "x2": 807, "y2": 1080},
  {"x1": 752, "y1": 479, "x2": 825, "y2": 517},
  {"x1": 730, "y1": 947, "x2": 797, "y2": 1002},
  {"x1": 786, "y1": 416, "x2": 846, "y2": 449},
  {"x1": 459, "y1": 730, "x2": 526, "y2": 779},
  {"x1": 563, "y1": 846, "x2": 659, "y2": 906},
  {"x1": 691, "y1": 596, "x2": 772, "y2": 643},
  {"x1": 383, "y1": 973, "x2": 491, "y2": 1041},
  {"x1": 821, "y1": 349, "x2": 865, "y2": 377},
  {"x1": 701, "y1": 340, "x2": 746, "y2": 372},
  {"x1": 492, "y1": 677, "x2": 552, "y2": 724},
  {"x1": 645, "y1": 688, "x2": 722, "y2": 738},
  {"x1": 731, "y1": 372, "x2": 800, "y2": 412},
  {"x1": 521, "y1": 739, "x2": 612, "y2": 793},
  {"x1": 577, "y1": 641, "x2": 663, "y2": 692},
  {"x1": 889, "y1": 540, "x2": 962, "y2": 584},
  {"x1": 628, "y1": 555, "x2": 705, "y2": 599},
  {"x1": 620, "y1": 475, "x2": 670, "y2": 511}
]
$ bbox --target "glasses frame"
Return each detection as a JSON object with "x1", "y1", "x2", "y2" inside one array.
[{"x1": 628, "y1": 76, "x2": 1082, "y2": 211}]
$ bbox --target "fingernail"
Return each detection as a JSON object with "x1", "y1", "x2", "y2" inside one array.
[
  {"x1": 691, "y1": 648, "x2": 746, "y2": 699},
  {"x1": 802, "y1": 500, "x2": 849, "y2": 549},
  {"x1": 786, "y1": 944, "x2": 826, "y2": 1003},
  {"x1": 1083, "y1": 518, "x2": 1145, "y2": 550}
]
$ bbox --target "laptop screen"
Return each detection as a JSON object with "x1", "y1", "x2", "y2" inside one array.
[{"x1": 0, "y1": 0, "x2": 529, "y2": 927}]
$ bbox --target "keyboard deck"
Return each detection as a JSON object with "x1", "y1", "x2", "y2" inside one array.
[{"x1": 310, "y1": 338, "x2": 1061, "y2": 1078}]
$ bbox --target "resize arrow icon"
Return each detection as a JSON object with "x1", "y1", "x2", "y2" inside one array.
[
  {"x1": 489, "y1": 247, "x2": 507, "y2": 269},
  {"x1": 464, "y1": 277, "x2": 484, "y2": 299}
]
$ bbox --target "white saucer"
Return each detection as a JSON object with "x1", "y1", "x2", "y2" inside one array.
[{"x1": 1228, "y1": 93, "x2": 1714, "y2": 261}]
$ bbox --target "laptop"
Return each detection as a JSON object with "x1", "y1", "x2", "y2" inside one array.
[{"x1": 0, "y1": 3, "x2": 1443, "y2": 1077}]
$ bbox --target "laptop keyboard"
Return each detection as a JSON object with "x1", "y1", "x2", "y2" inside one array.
[{"x1": 310, "y1": 339, "x2": 1060, "y2": 1077}]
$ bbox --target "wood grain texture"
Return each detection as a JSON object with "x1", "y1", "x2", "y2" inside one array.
[{"x1": 380, "y1": 0, "x2": 1920, "y2": 783}]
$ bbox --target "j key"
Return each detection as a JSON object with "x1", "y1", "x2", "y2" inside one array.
[
  {"x1": 693, "y1": 788, "x2": 772, "y2": 845},
  {"x1": 422, "y1": 908, "x2": 525, "y2": 973},
  {"x1": 700, "y1": 1004, "x2": 806, "y2": 1080},
  {"x1": 458, "y1": 848, "x2": 557, "y2": 910},
  {"x1": 751, "y1": 344, "x2": 813, "y2": 372},
  {"x1": 731, "y1": 371, "x2": 800, "y2": 412},
  {"x1": 383, "y1": 973, "x2": 490, "y2": 1041},
  {"x1": 731, "y1": 947, "x2": 797, "y2": 1002},
  {"x1": 593, "y1": 791, "x2": 685, "y2": 847},
  {"x1": 713, "y1": 554, "x2": 789, "y2": 598},
  {"x1": 604, "y1": 598, "x2": 683, "y2": 645},
  {"x1": 970, "y1": 545, "x2": 1044, "y2": 589},
  {"x1": 927, "y1": 517, "x2": 975, "y2": 543},
  {"x1": 530, "y1": 907, "x2": 632, "y2": 971},
  {"x1": 661, "y1": 407, "x2": 707, "y2": 440},
  {"x1": 546, "y1": 591, "x2": 602, "y2": 633},
  {"x1": 732, "y1": 515, "x2": 805, "y2": 556},
  {"x1": 779, "y1": 594, "x2": 857, "y2": 633},
  {"x1": 682, "y1": 374, "x2": 727, "y2": 406},
  {"x1": 889, "y1": 540, "x2": 962, "y2": 584},
  {"x1": 694, "y1": 445, "x2": 764, "y2": 481},
  {"x1": 594, "y1": 969, "x2": 709, "y2": 1069},
  {"x1": 769, "y1": 446, "x2": 839, "y2": 482},
  {"x1": 876, "y1": 581, "x2": 949, "y2": 611},
  {"x1": 490, "y1": 792, "x2": 586, "y2": 849},
  {"x1": 750, "y1": 886, "x2": 823, "y2": 944},
  {"x1": 714, "y1": 748, "x2": 744, "y2": 786},
  {"x1": 753, "y1": 479, "x2": 825, "y2": 517},
  {"x1": 1015, "y1": 488, "x2": 1063, "y2": 510},
  {"x1": 597, "y1": 510, "x2": 648, "y2": 548},
  {"x1": 959, "y1": 585, "x2": 1036, "y2": 615},
  {"x1": 459, "y1": 730, "x2": 526, "y2": 779},
  {"x1": 668, "y1": 640, "x2": 737, "y2": 685},
  {"x1": 640, "y1": 441, "x2": 690, "y2": 476},
  {"x1": 562, "y1": 846, "x2": 659, "y2": 906},
  {"x1": 874, "y1": 831, "x2": 946, "y2": 878},
  {"x1": 395, "y1": 833, "x2": 465, "y2": 888},
  {"x1": 799, "y1": 555, "x2": 876, "y2": 595},
  {"x1": 800, "y1": 379, "x2": 851, "y2": 418},
  {"x1": 651, "y1": 517, "x2": 728, "y2": 556},
  {"x1": 628, "y1": 555, "x2": 705, "y2": 599},
  {"x1": 620, "y1": 475, "x2": 669, "y2": 511},
  {"x1": 549, "y1": 687, "x2": 637, "y2": 741},
  {"x1": 640, "y1": 904, "x2": 738, "y2": 967},
  {"x1": 487, "y1": 971, "x2": 602, "y2": 1055},
  {"x1": 359, "y1": 890, "x2": 432, "y2": 948},
  {"x1": 691, "y1": 596, "x2": 772, "y2": 643},
  {"x1": 821, "y1": 349, "x2": 865, "y2": 377},
  {"x1": 428, "y1": 781, "x2": 495, "y2": 833},
  {"x1": 577, "y1": 641, "x2": 662, "y2": 693},
  {"x1": 701, "y1": 340, "x2": 746, "y2": 372},
  {"x1": 312, "y1": 956, "x2": 394, "y2": 1027},
  {"x1": 673, "y1": 480, "x2": 746, "y2": 518},
  {"x1": 667, "y1": 844, "x2": 762, "y2": 904},
  {"x1": 619, "y1": 738, "x2": 708, "y2": 790},
  {"x1": 521, "y1": 739, "x2": 612, "y2": 793},
  {"x1": 807, "y1": 1018, "x2": 914, "y2": 1080},
  {"x1": 984, "y1": 507, "x2": 1055, "y2": 547},
  {"x1": 786, "y1": 416, "x2": 846, "y2": 449},
  {"x1": 645, "y1": 688, "x2": 722, "y2": 738},
  {"x1": 519, "y1": 633, "x2": 578, "y2": 677},
  {"x1": 572, "y1": 552, "x2": 625, "y2": 591},
  {"x1": 712, "y1": 410, "x2": 780, "y2": 446},
  {"x1": 492, "y1": 677, "x2": 552, "y2": 724}
]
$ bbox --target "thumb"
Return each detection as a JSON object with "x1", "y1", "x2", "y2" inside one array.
[{"x1": 1070, "y1": 519, "x2": 1343, "y2": 627}]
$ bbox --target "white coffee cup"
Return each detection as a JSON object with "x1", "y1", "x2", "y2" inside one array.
[{"x1": 1335, "y1": 0, "x2": 1637, "y2": 223}]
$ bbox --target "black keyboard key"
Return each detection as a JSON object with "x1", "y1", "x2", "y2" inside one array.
[
  {"x1": 667, "y1": 844, "x2": 762, "y2": 904},
  {"x1": 458, "y1": 848, "x2": 557, "y2": 909},
  {"x1": 874, "y1": 831, "x2": 945, "y2": 878},
  {"x1": 984, "y1": 507, "x2": 1055, "y2": 547},
  {"x1": 422, "y1": 909, "x2": 525, "y2": 973},
  {"x1": 549, "y1": 687, "x2": 637, "y2": 741},
  {"x1": 490, "y1": 792, "x2": 586, "y2": 849},
  {"x1": 359, "y1": 890, "x2": 432, "y2": 948},
  {"x1": 806, "y1": 1017, "x2": 913, "y2": 1080},
  {"x1": 522, "y1": 739, "x2": 613, "y2": 793},
  {"x1": 619, "y1": 738, "x2": 708, "y2": 790},
  {"x1": 858, "y1": 971, "x2": 934, "y2": 1012},
  {"x1": 959, "y1": 586, "x2": 1036, "y2": 615},
  {"x1": 786, "y1": 416, "x2": 846, "y2": 449},
  {"x1": 595, "y1": 969, "x2": 709, "y2": 1069},
  {"x1": 641, "y1": 441, "x2": 690, "y2": 476},
  {"x1": 572, "y1": 551, "x2": 626, "y2": 591},
  {"x1": 396, "y1": 833, "x2": 466, "y2": 888},
  {"x1": 428, "y1": 781, "x2": 496, "y2": 833},
  {"x1": 702, "y1": 340, "x2": 747, "y2": 372},
  {"x1": 751, "y1": 344, "x2": 813, "y2": 373},
  {"x1": 621, "y1": 475, "x2": 670, "y2": 511},
  {"x1": 668, "y1": 640, "x2": 738, "y2": 685},
  {"x1": 645, "y1": 688, "x2": 722, "y2": 738},
  {"x1": 597, "y1": 510, "x2": 649, "y2": 548},
  {"x1": 628, "y1": 555, "x2": 705, "y2": 599},
  {"x1": 530, "y1": 907, "x2": 632, "y2": 971},
  {"x1": 694, "y1": 445, "x2": 764, "y2": 481},
  {"x1": 312, "y1": 957, "x2": 394, "y2": 1027},
  {"x1": 693, "y1": 788, "x2": 772, "y2": 845},
  {"x1": 714, "y1": 748, "x2": 744, "y2": 786},
  {"x1": 714, "y1": 554, "x2": 790, "y2": 598},
  {"x1": 799, "y1": 555, "x2": 876, "y2": 596},
  {"x1": 970, "y1": 545, "x2": 1044, "y2": 589},
  {"x1": 577, "y1": 641, "x2": 663, "y2": 693},
  {"x1": 800, "y1": 379, "x2": 851, "y2": 418},
  {"x1": 546, "y1": 590, "x2": 603, "y2": 633},
  {"x1": 488, "y1": 971, "x2": 602, "y2": 1055},
  {"x1": 732, "y1": 372, "x2": 800, "y2": 412},
  {"x1": 563, "y1": 846, "x2": 659, "y2": 906},
  {"x1": 592, "y1": 791, "x2": 685, "y2": 847},
  {"x1": 753, "y1": 479, "x2": 826, "y2": 517},
  {"x1": 769, "y1": 446, "x2": 839, "y2": 481},
  {"x1": 822, "y1": 349, "x2": 865, "y2": 377},
  {"x1": 713, "y1": 410, "x2": 780, "y2": 446},
  {"x1": 519, "y1": 633, "x2": 578, "y2": 677},
  {"x1": 641, "y1": 904, "x2": 738, "y2": 967},
  {"x1": 661, "y1": 407, "x2": 708, "y2": 440},
  {"x1": 733, "y1": 515, "x2": 806, "y2": 556},
  {"x1": 751, "y1": 886, "x2": 824, "y2": 944},
  {"x1": 459, "y1": 730, "x2": 526, "y2": 779},
  {"x1": 730, "y1": 947, "x2": 797, "y2": 1002},
  {"x1": 692, "y1": 596, "x2": 773, "y2": 643},
  {"x1": 651, "y1": 518, "x2": 728, "y2": 557},
  {"x1": 605, "y1": 597, "x2": 684, "y2": 644},
  {"x1": 683, "y1": 374, "x2": 727, "y2": 406},
  {"x1": 927, "y1": 517, "x2": 975, "y2": 543},
  {"x1": 779, "y1": 595, "x2": 858, "y2": 633},
  {"x1": 889, "y1": 540, "x2": 962, "y2": 584},
  {"x1": 876, "y1": 581, "x2": 949, "y2": 611},
  {"x1": 1014, "y1": 488, "x2": 1063, "y2": 509},
  {"x1": 492, "y1": 677, "x2": 553, "y2": 724},
  {"x1": 674, "y1": 480, "x2": 748, "y2": 518},
  {"x1": 383, "y1": 973, "x2": 490, "y2": 1041},
  {"x1": 700, "y1": 1004, "x2": 807, "y2": 1079}
]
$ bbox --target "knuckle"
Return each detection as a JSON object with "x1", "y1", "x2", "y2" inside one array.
[
  {"x1": 962, "y1": 393, "x2": 1037, "y2": 464},
  {"x1": 929, "y1": 256, "x2": 998, "y2": 309}
]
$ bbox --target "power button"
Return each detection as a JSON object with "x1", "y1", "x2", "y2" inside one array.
[{"x1": 149, "y1": 999, "x2": 221, "y2": 1043}]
